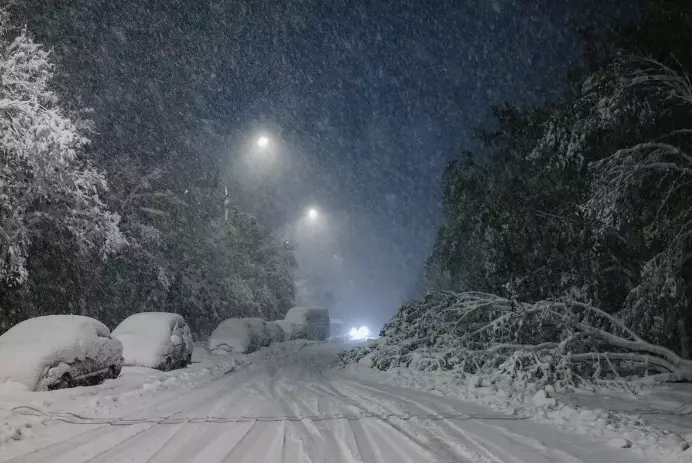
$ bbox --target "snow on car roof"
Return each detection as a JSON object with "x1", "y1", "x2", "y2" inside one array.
[
  {"x1": 284, "y1": 307, "x2": 329, "y2": 323},
  {"x1": 112, "y1": 312, "x2": 185, "y2": 336},
  {"x1": 0, "y1": 315, "x2": 111, "y2": 343}
]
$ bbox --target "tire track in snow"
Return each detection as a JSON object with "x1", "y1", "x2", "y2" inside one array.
[
  {"x1": 73, "y1": 375, "x2": 259, "y2": 463},
  {"x1": 334, "y1": 377, "x2": 591, "y2": 463},
  {"x1": 314, "y1": 374, "x2": 466, "y2": 462},
  {"x1": 3, "y1": 366, "x2": 257, "y2": 463},
  {"x1": 300, "y1": 380, "x2": 370, "y2": 463},
  {"x1": 335, "y1": 377, "x2": 532, "y2": 463},
  {"x1": 271, "y1": 370, "x2": 359, "y2": 462},
  {"x1": 145, "y1": 378, "x2": 268, "y2": 463},
  {"x1": 85, "y1": 382, "x2": 263, "y2": 463}
]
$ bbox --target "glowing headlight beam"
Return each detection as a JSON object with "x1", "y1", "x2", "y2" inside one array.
[{"x1": 349, "y1": 326, "x2": 369, "y2": 340}]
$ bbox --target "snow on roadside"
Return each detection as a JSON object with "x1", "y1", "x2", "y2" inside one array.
[
  {"x1": 0, "y1": 343, "x2": 246, "y2": 446},
  {"x1": 343, "y1": 361, "x2": 692, "y2": 463}
]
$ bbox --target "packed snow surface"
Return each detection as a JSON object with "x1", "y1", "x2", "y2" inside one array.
[
  {"x1": 0, "y1": 341, "x2": 663, "y2": 463},
  {"x1": 0, "y1": 315, "x2": 122, "y2": 391},
  {"x1": 111, "y1": 312, "x2": 193, "y2": 369},
  {"x1": 208, "y1": 318, "x2": 270, "y2": 354},
  {"x1": 284, "y1": 306, "x2": 330, "y2": 340}
]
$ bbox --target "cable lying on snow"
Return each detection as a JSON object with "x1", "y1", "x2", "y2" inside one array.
[
  {"x1": 12, "y1": 405, "x2": 528, "y2": 425},
  {"x1": 340, "y1": 291, "x2": 692, "y2": 389}
]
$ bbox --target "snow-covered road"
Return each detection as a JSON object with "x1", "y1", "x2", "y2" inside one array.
[{"x1": 1, "y1": 342, "x2": 645, "y2": 463}]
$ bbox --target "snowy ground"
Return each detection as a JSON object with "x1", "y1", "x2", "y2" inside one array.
[
  {"x1": 0, "y1": 341, "x2": 675, "y2": 462},
  {"x1": 344, "y1": 360, "x2": 692, "y2": 463}
]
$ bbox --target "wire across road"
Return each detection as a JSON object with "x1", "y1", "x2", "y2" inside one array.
[{"x1": 12, "y1": 404, "x2": 530, "y2": 425}]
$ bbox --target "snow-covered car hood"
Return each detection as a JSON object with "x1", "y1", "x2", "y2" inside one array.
[{"x1": 0, "y1": 315, "x2": 123, "y2": 391}]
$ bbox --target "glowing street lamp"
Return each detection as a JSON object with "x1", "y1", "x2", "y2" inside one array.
[
  {"x1": 307, "y1": 208, "x2": 318, "y2": 221},
  {"x1": 256, "y1": 135, "x2": 270, "y2": 148}
]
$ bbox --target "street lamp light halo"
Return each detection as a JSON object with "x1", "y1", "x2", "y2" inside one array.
[
  {"x1": 257, "y1": 135, "x2": 270, "y2": 148},
  {"x1": 308, "y1": 208, "x2": 318, "y2": 220}
]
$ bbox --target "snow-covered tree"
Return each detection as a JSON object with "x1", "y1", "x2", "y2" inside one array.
[
  {"x1": 587, "y1": 59, "x2": 692, "y2": 354},
  {"x1": 0, "y1": 19, "x2": 123, "y2": 330}
]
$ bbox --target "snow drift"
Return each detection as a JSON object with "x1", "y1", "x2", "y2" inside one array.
[
  {"x1": 284, "y1": 307, "x2": 330, "y2": 341},
  {"x1": 0, "y1": 315, "x2": 123, "y2": 391},
  {"x1": 208, "y1": 318, "x2": 271, "y2": 354},
  {"x1": 112, "y1": 312, "x2": 193, "y2": 370}
]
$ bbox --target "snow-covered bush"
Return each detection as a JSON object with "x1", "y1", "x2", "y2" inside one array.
[
  {"x1": 340, "y1": 292, "x2": 692, "y2": 390},
  {"x1": 284, "y1": 307, "x2": 330, "y2": 341},
  {"x1": 208, "y1": 318, "x2": 271, "y2": 354}
]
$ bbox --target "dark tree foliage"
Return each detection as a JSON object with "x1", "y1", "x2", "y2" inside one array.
[
  {"x1": 425, "y1": 0, "x2": 692, "y2": 356},
  {"x1": 0, "y1": 8, "x2": 296, "y2": 336}
]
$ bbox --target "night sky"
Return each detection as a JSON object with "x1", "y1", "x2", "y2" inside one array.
[{"x1": 17, "y1": 0, "x2": 634, "y2": 328}]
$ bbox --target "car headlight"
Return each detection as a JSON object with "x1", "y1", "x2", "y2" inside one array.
[{"x1": 348, "y1": 326, "x2": 369, "y2": 340}]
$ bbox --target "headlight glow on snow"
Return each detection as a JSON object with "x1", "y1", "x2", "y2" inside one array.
[{"x1": 349, "y1": 326, "x2": 369, "y2": 340}]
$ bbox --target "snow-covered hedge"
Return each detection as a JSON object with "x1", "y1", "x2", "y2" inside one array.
[
  {"x1": 284, "y1": 307, "x2": 330, "y2": 341},
  {"x1": 339, "y1": 292, "x2": 692, "y2": 390}
]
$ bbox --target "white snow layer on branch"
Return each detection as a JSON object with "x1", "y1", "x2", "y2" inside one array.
[
  {"x1": 340, "y1": 292, "x2": 692, "y2": 389},
  {"x1": 0, "y1": 27, "x2": 124, "y2": 284},
  {"x1": 586, "y1": 58, "x2": 692, "y2": 348}
]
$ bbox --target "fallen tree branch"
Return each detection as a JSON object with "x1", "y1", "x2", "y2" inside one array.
[{"x1": 340, "y1": 291, "x2": 692, "y2": 389}]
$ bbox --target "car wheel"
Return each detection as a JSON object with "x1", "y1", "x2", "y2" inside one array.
[
  {"x1": 163, "y1": 357, "x2": 173, "y2": 371},
  {"x1": 186, "y1": 354, "x2": 192, "y2": 365},
  {"x1": 108, "y1": 365, "x2": 120, "y2": 379}
]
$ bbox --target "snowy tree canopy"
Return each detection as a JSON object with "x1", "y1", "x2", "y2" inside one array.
[
  {"x1": 425, "y1": 1, "x2": 692, "y2": 356},
  {"x1": 0, "y1": 20, "x2": 123, "y2": 288},
  {"x1": 0, "y1": 13, "x2": 296, "y2": 335}
]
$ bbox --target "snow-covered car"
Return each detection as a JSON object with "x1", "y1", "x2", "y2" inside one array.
[
  {"x1": 266, "y1": 321, "x2": 286, "y2": 344},
  {"x1": 275, "y1": 320, "x2": 300, "y2": 340},
  {"x1": 284, "y1": 307, "x2": 330, "y2": 341},
  {"x1": 208, "y1": 318, "x2": 271, "y2": 354},
  {"x1": 0, "y1": 315, "x2": 123, "y2": 391},
  {"x1": 112, "y1": 312, "x2": 193, "y2": 371}
]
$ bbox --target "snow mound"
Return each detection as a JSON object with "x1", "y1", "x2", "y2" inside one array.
[
  {"x1": 0, "y1": 315, "x2": 123, "y2": 391},
  {"x1": 112, "y1": 312, "x2": 193, "y2": 370},
  {"x1": 284, "y1": 307, "x2": 330, "y2": 341},
  {"x1": 208, "y1": 318, "x2": 271, "y2": 354},
  {"x1": 265, "y1": 321, "x2": 286, "y2": 344}
]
